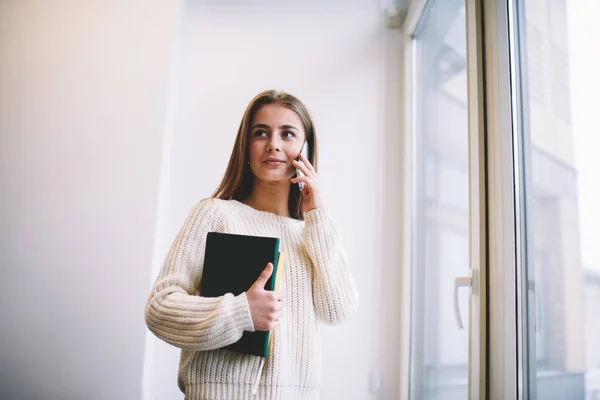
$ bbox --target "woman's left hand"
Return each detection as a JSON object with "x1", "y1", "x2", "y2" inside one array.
[{"x1": 291, "y1": 153, "x2": 324, "y2": 213}]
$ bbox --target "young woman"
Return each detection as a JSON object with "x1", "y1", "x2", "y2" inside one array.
[{"x1": 145, "y1": 90, "x2": 358, "y2": 399}]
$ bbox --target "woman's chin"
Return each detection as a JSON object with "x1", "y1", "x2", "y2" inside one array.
[{"x1": 255, "y1": 173, "x2": 293, "y2": 185}]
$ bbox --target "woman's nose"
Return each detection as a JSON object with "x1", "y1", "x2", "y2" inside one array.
[{"x1": 267, "y1": 136, "x2": 281, "y2": 152}]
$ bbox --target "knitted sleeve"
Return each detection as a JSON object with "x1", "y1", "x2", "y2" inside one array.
[
  {"x1": 144, "y1": 198, "x2": 255, "y2": 351},
  {"x1": 302, "y1": 208, "x2": 359, "y2": 324}
]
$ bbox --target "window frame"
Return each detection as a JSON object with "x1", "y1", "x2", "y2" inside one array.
[
  {"x1": 401, "y1": 0, "x2": 592, "y2": 398},
  {"x1": 399, "y1": 0, "x2": 488, "y2": 398}
]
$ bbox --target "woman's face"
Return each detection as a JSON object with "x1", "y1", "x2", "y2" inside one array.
[{"x1": 248, "y1": 104, "x2": 306, "y2": 184}]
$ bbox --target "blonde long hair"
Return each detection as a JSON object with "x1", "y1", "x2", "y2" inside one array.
[{"x1": 212, "y1": 90, "x2": 318, "y2": 220}]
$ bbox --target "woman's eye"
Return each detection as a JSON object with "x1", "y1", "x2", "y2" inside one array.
[
  {"x1": 282, "y1": 131, "x2": 295, "y2": 138},
  {"x1": 254, "y1": 130, "x2": 268, "y2": 137}
]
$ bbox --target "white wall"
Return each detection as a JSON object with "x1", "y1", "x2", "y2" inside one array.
[
  {"x1": 143, "y1": 1, "x2": 404, "y2": 399},
  {"x1": 0, "y1": 1, "x2": 178, "y2": 399}
]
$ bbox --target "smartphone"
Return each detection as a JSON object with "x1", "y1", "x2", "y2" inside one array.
[{"x1": 296, "y1": 141, "x2": 310, "y2": 191}]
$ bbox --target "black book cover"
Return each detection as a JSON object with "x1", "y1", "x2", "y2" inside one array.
[{"x1": 201, "y1": 232, "x2": 281, "y2": 357}]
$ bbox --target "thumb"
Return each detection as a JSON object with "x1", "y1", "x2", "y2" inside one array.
[{"x1": 251, "y1": 262, "x2": 273, "y2": 290}]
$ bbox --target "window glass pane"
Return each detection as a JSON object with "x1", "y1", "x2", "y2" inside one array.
[
  {"x1": 410, "y1": 0, "x2": 469, "y2": 398},
  {"x1": 518, "y1": 0, "x2": 600, "y2": 398}
]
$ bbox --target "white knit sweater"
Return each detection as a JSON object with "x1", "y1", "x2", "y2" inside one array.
[{"x1": 145, "y1": 198, "x2": 359, "y2": 400}]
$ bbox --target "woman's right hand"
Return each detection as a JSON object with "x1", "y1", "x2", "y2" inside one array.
[{"x1": 246, "y1": 263, "x2": 286, "y2": 331}]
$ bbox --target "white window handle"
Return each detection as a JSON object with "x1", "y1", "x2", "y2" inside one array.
[{"x1": 454, "y1": 271, "x2": 473, "y2": 330}]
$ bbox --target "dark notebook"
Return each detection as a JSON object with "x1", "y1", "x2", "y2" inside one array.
[{"x1": 200, "y1": 232, "x2": 284, "y2": 358}]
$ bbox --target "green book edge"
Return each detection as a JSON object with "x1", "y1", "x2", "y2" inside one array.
[{"x1": 262, "y1": 238, "x2": 280, "y2": 358}]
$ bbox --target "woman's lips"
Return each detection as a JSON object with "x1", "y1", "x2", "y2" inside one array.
[
  {"x1": 262, "y1": 158, "x2": 285, "y2": 166},
  {"x1": 263, "y1": 161, "x2": 284, "y2": 166}
]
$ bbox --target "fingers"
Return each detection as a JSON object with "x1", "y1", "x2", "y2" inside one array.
[
  {"x1": 265, "y1": 314, "x2": 283, "y2": 330},
  {"x1": 249, "y1": 294, "x2": 286, "y2": 331},
  {"x1": 251, "y1": 262, "x2": 273, "y2": 289},
  {"x1": 292, "y1": 158, "x2": 315, "y2": 178},
  {"x1": 276, "y1": 290, "x2": 288, "y2": 301},
  {"x1": 273, "y1": 309, "x2": 285, "y2": 322},
  {"x1": 247, "y1": 265, "x2": 289, "y2": 330},
  {"x1": 290, "y1": 175, "x2": 311, "y2": 183},
  {"x1": 264, "y1": 291, "x2": 286, "y2": 306},
  {"x1": 273, "y1": 297, "x2": 286, "y2": 311},
  {"x1": 269, "y1": 304, "x2": 285, "y2": 320},
  {"x1": 290, "y1": 175, "x2": 314, "y2": 191},
  {"x1": 297, "y1": 152, "x2": 316, "y2": 174},
  {"x1": 292, "y1": 161, "x2": 310, "y2": 178}
]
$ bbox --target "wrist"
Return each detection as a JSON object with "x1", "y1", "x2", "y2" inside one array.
[
  {"x1": 233, "y1": 292, "x2": 255, "y2": 332},
  {"x1": 303, "y1": 207, "x2": 329, "y2": 223}
]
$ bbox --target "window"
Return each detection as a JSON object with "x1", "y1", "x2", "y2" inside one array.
[
  {"x1": 409, "y1": 1, "x2": 471, "y2": 398},
  {"x1": 403, "y1": 0, "x2": 599, "y2": 397},
  {"x1": 514, "y1": 0, "x2": 600, "y2": 397}
]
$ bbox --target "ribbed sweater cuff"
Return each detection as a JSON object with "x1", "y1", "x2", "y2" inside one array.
[
  {"x1": 230, "y1": 292, "x2": 255, "y2": 333},
  {"x1": 303, "y1": 208, "x2": 329, "y2": 225},
  {"x1": 185, "y1": 383, "x2": 319, "y2": 399}
]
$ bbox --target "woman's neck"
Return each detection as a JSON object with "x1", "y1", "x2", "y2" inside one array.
[{"x1": 243, "y1": 180, "x2": 291, "y2": 217}]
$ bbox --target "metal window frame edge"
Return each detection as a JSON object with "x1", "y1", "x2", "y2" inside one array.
[
  {"x1": 398, "y1": 3, "x2": 421, "y2": 399},
  {"x1": 465, "y1": 0, "x2": 488, "y2": 398},
  {"x1": 507, "y1": 0, "x2": 534, "y2": 397},
  {"x1": 479, "y1": 0, "x2": 521, "y2": 398},
  {"x1": 398, "y1": 1, "x2": 429, "y2": 399}
]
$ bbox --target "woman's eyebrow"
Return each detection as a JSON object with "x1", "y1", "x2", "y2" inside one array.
[
  {"x1": 250, "y1": 123, "x2": 270, "y2": 131},
  {"x1": 250, "y1": 124, "x2": 299, "y2": 131}
]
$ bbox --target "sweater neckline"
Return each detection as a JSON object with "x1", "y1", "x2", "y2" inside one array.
[{"x1": 229, "y1": 200, "x2": 303, "y2": 226}]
